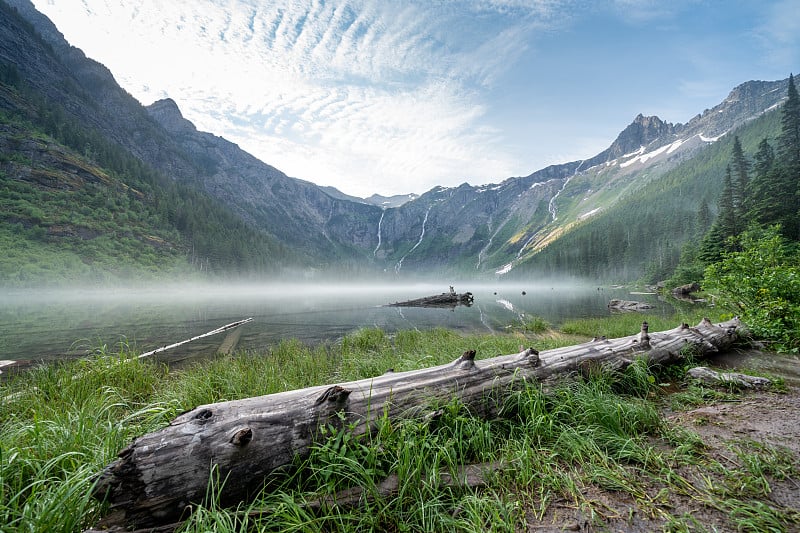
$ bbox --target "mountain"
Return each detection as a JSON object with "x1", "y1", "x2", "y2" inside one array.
[
  {"x1": 315, "y1": 187, "x2": 417, "y2": 208},
  {"x1": 364, "y1": 193, "x2": 419, "y2": 208},
  {"x1": 0, "y1": 0, "x2": 390, "y2": 278},
  {"x1": 509, "y1": 106, "x2": 785, "y2": 282},
  {"x1": 0, "y1": 0, "x2": 793, "y2": 284},
  {"x1": 0, "y1": 0, "x2": 295, "y2": 282},
  {"x1": 143, "y1": 98, "x2": 380, "y2": 265}
]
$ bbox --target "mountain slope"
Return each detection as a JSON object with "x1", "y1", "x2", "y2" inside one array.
[
  {"x1": 509, "y1": 107, "x2": 784, "y2": 282},
  {"x1": 487, "y1": 78, "x2": 790, "y2": 279},
  {"x1": 144, "y1": 98, "x2": 381, "y2": 265},
  {"x1": 1, "y1": 1, "x2": 294, "y2": 283},
  {"x1": 2, "y1": 0, "x2": 385, "y2": 269},
  {"x1": 1, "y1": 0, "x2": 794, "y2": 284},
  {"x1": 368, "y1": 78, "x2": 789, "y2": 278}
]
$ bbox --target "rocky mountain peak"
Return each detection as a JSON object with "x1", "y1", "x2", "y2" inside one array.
[
  {"x1": 580, "y1": 113, "x2": 676, "y2": 169},
  {"x1": 682, "y1": 79, "x2": 789, "y2": 139},
  {"x1": 146, "y1": 98, "x2": 197, "y2": 135},
  {"x1": 616, "y1": 114, "x2": 675, "y2": 151}
]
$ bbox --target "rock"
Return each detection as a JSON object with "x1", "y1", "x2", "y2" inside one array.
[
  {"x1": 607, "y1": 299, "x2": 654, "y2": 311},
  {"x1": 687, "y1": 366, "x2": 772, "y2": 389},
  {"x1": 672, "y1": 282, "x2": 701, "y2": 296}
]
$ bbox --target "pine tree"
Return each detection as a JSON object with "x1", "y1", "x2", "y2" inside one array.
[
  {"x1": 778, "y1": 74, "x2": 800, "y2": 169},
  {"x1": 699, "y1": 167, "x2": 738, "y2": 263},
  {"x1": 776, "y1": 74, "x2": 800, "y2": 239},
  {"x1": 719, "y1": 166, "x2": 738, "y2": 239},
  {"x1": 753, "y1": 137, "x2": 775, "y2": 178},
  {"x1": 730, "y1": 136, "x2": 750, "y2": 218},
  {"x1": 697, "y1": 200, "x2": 711, "y2": 235},
  {"x1": 747, "y1": 137, "x2": 778, "y2": 226}
]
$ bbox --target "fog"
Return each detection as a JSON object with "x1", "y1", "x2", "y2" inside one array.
[{"x1": 1, "y1": 279, "x2": 668, "y2": 367}]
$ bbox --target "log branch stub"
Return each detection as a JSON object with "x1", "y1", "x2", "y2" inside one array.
[
  {"x1": 314, "y1": 385, "x2": 352, "y2": 406},
  {"x1": 89, "y1": 317, "x2": 745, "y2": 530},
  {"x1": 230, "y1": 427, "x2": 253, "y2": 446},
  {"x1": 500, "y1": 348, "x2": 541, "y2": 370},
  {"x1": 193, "y1": 409, "x2": 213, "y2": 422},
  {"x1": 453, "y1": 349, "x2": 477, "y2": 370}
]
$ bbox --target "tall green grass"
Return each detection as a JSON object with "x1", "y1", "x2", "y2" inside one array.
[
  {"x1": 1, "y1": 321, "x2": 797, "y2": 532},
  {"x1": 559, "y1": 308, "x2": 712, "y2": 339}
]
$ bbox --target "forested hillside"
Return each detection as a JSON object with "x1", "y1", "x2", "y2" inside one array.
[
  {"x1": 0, "y1": 56, "x2": 293, "y2": 285},
  {"x1": 696, "y1": 75, "x2": 800, "y2": 351},
  {"x1": 511, "y1": 105, "x2": 785, "y2": 283}
]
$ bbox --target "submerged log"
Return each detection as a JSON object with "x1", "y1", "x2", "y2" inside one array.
[
  {"x1": 91, "y1": 317, "x2": 743, "y2": 529},
  {"x1": 137, "y1": 318, "x2": 253, "y2": 359},
  {"x1": 673, "y1": 282, "x2": 701, "y2": 297}
]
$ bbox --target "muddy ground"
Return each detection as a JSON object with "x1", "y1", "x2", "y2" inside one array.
[{"x1": 523, "y1": 351, "x2": 800, "y2": 533}]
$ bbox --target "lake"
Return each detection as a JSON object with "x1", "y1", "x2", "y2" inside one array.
[{"x1": 0, "y1": 282, "x2": 670, "y2": 367}]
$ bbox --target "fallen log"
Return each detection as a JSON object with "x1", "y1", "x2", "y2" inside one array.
[
  {"x1": 388, "y1": 289, "x2": 474, "y2": 308},
  {"x1": 91, "y1": 317, "x2": 744, "y2": 529},
  {"x1": 86, "y1": 461, "x2": 504, "y2": 533}
]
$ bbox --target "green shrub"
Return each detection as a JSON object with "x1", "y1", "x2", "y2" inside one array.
[{"x1": 703, "y1": 226, "x2": 800, "y2": 352}]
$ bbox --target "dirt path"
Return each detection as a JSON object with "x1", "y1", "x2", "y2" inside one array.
[{"x1": 523, "y1": 383, "x2": 800, "y2": 533}]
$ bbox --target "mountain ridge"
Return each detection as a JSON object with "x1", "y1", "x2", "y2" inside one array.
[{"x1": 0, "y1": 0, "x2": 793, "y2": 282}]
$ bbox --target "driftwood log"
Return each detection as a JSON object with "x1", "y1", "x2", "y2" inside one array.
[
  {"x1": 388, "y1": 291, "x2": 474, "y2": 308},
  {"x1": 92, "y1": 317, "x2": 743, "y2": 529}
]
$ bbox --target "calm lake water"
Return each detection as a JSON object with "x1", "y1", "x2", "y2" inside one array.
[{"x1": 0, "y1": 282, "x2": 671, "y2": 366}]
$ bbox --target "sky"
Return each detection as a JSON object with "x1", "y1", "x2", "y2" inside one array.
[{"x1": 31, "y1": 0, "x2": 800, "y2": 197}]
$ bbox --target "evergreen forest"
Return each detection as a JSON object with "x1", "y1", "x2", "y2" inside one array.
[{"x1": 1, "y1": 59, "x2": 295, "y2": 284}]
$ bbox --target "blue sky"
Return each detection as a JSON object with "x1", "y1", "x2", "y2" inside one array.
[{"x1": 32, "y1": 0, "x2": 800, "y2": 197}]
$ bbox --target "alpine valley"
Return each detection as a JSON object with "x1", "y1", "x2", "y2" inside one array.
[{"x1": 0, "y1": 0, "x2": 793, "y2": 285}]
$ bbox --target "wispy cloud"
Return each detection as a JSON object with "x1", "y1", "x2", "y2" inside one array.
[
  {"x1": 30, "y1": 0, "x2": 789, "y2": 196},
  {"x1": 610, "y1": 0, "x2": 683, "y2": 24},
  {"x1": 32, "y1": 0, "x2": 567, "y2": 195},
  {"x1": 752, "y1": 0, "x2": 800, "y2": 71}
]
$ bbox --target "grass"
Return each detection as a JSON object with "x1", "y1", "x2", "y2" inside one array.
[
  {"x1": 559, "y1": 308, "x2": 714, "y2": 339},
  {"x1": 1, "y1": 319, "x2": 798, "y2": 532}
]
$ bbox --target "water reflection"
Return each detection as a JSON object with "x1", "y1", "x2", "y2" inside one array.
[{"x1": 0, "y1": 282, "x2": 671, "y2": 364}]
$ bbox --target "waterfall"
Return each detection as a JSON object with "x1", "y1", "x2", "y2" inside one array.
[
  {"x1": 373, "y1": 209, "x2": 385, "y2": 257},
  {"x1": 548, "y1": 159, "x2": 584, "y2": 221},
  {"x1": 395, "y1": 205, "x2": 432, "y2": 273}
]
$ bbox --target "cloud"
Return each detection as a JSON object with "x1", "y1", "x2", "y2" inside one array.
[
  {"x1": 101, "y1": 0, "x2": 566, "y2": 195},
  {"x1": 41, "y1": 0, "x2": 775, "y2": 197},
  {"x1": 33, "y1": 0, "x2": 563, "y2": 195},
  {"x1": 752, "y1": 0, "x2": 800, "y2": 71},
  {"x1": 610, "y1": 0, "x2": 693, "y2": 24}
]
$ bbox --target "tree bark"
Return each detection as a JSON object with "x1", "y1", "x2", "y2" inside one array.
[{"x1": 92, "y1": 317, "x2": 743, "y2": 529}]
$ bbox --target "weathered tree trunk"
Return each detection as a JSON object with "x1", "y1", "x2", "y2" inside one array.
[
  {"x1": 387, "y1": 291, "x2": 474, "y2": 308},
  {"x1": 92, "y1": 317, "x2": 743, "y2": 529}
]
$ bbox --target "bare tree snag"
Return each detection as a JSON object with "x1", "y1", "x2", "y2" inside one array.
[{"x1": 91, "y1": 317, "x2": 743, "y2": 529}]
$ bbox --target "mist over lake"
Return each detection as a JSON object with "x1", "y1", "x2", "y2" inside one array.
[{"x1": 0, "y1": 281, "x2": 670, "y2": 366}]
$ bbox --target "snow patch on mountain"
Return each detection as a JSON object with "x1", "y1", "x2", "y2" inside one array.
[
  {"x1": 496, "y1": 262, "x2": 514, "y2": 275},
  {"x1": 699, "y1": 132, "x2": 725, "y2": 142},
  {"x1": 579, "y1": 207, "x2": 602, "y2": 220}
]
